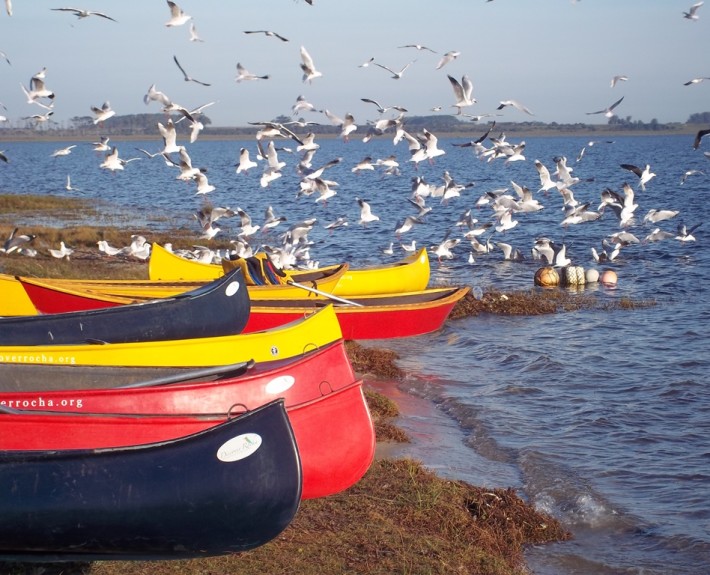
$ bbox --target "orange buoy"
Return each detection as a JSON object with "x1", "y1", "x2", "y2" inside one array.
[
  {"x1": 600, "y1": 269, "x2": 618, "y2": 286},
  {"x1": 534, "y1": 266, "x2": 559, "y2": 287}
]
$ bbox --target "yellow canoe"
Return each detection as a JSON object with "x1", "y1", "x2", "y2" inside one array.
[
  {"x1": 149, "y1": 243, "x2": 431, "y2": 296},
  {"x1": 0, "y1": 305, "x2": 342, "y2": 367},
  {"x1": 0, "y1": 274, "x2": 37, "y2": 316}
]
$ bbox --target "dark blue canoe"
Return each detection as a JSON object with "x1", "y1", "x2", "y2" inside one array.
[
  {"x1": 0, "y1": 398, "x2": 301, "y2": 562},
  {"x1": 0, "y1": 267, "x2": 250, "y2": 345}
]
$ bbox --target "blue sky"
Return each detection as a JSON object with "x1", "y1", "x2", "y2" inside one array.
[{"x1": 1, "y1": 0, "x2": 708, "y2": 128}]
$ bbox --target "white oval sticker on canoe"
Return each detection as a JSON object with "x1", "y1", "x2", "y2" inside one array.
[
  {"x1": 265, "y1": 375, "x2": 295, "y2": 395},
  {"x1": 217, "y1": 433, "x2": 262, "y2": 462},
  {"x1": 224, "y1": 281, "x2": 240, "y2": 297}
]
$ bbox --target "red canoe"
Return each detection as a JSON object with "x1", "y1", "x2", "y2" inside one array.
[
  {"x1": 19, "y1": 276, "x2": 469, "y2": 339},
  {"x1": 242, "y1": 286, "x2": 470, "y2": 339},
  {"x1": 0, "y1": 379, "x2": 374, "y2": 501}
]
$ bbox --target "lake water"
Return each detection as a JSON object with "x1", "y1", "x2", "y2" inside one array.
[{"x1": 1, "y1": 131, "x2": 708, "y2": 574}]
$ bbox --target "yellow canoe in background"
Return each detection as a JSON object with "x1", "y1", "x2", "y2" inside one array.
[
  {"x1": 149, "y1": 243, "x2": 431, "y2": 296},
  {"x1": 0, "y1": 305, "x2": 342, "y2": 367}
]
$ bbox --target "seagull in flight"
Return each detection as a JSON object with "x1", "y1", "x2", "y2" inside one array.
[
  {"x1": 448, "y1": 74, "x2": 475, "y2": 114},
  {"x1": 360, "y1": 98, "x2": 408, "y2": 114},
  {"x1": 684, "y1": 76, "x2": 710, "y2": 86},
  {"x1": 235, "y1": 62, "x2": 269, "y2": 82},
  {"x1": 683, "y1": 1, "x2": 703, "y2": 20},
  {"x1": 173, "y1": 55, "x2": 210, "y2": 86},
  {"x1": 620, "y1": 163, "x2": 656, "y2": 190},
  {"x1": 399, "y1": 44, "x2": 437, "y2": 53},
  {"x1": 51, "y1": 144, "x2": 76, "y2": 157},
  {"x1": 610, "y1": 75, "x2": 628, "y2": 88},
  {"x1": 587, "y1": 96, "x2": 624, "y2": 118},
  {"x1": 243, "y1": 30, "x2": 289, "y2": 42},
  {"x1": 165, "y1": 0, "x2": 191, "y2": 26},
  {"x1": 435, "y1": 50, "x2": 460, "y2": 70},
  {"x1": 90, "y1": 101, "x2": 115, "y2": 124},
  {"x1": 693, "y1": 127, "x2": 710, "y2": 149},
  {"x1": 373, "y1": 60, "x2": 416, "y2": 79},
  {"x1": 300, "y1": 45, "x2": 322, "y2": 83},
  {"x1": 51, "y1": 7, "x2": 117, "y2": 22},
  {"x1": 356, "y1": 197, "x2": 380, "y2": 225},
  {"x1": 497, "y1": 99, "x2": 534, "y2": 116},
  {"x1": 189, "y1": 22, "x2": 204, "y2": 42}
]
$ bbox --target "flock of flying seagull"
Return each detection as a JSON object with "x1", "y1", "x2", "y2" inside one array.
[{"x1": 0, "y1": 1, "x2": 706, "y2": 270}]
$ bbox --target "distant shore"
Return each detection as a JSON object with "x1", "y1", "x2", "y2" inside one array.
[{"x1": 0, "y1": 121, "x2": 701, "y2": 143}]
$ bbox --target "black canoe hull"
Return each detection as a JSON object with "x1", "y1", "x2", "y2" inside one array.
[
  {"x1": 0, "y1": 399, "x2": 301, "y2": 562},
  {"x1": 0, "y1": 267, "x2": 250, "y2": 345}
]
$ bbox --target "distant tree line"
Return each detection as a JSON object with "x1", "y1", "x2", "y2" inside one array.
[{"x1": 1, "y1": 110, "x2": 705, "y2": 139}]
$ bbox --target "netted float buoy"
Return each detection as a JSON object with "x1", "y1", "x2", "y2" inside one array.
[
  {"x1": 561, "y1": 265, "x2": 586, "y2": 287},
  {"x1": 534, "y1": 266, "x2": 559, "y2": 287}
]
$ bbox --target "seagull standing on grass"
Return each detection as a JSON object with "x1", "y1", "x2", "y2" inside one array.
[{"x1": 48, "y1": 241, "x2": 74, "y2": 260}]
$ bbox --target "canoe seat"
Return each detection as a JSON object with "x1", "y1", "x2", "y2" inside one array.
[{"x1": 229, "y1": 255, "x2": 288, "y2": 286}]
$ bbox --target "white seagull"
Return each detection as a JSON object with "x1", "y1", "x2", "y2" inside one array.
[
  {"x1": 610, "y1": 75, "x2": 628, "y2": 88},
  {"x1": 356, "y1": 198, "x2": 379, "y2": 225},
  {"x1": 373, "y1": 60, "x2": 416, "y2": 79},
  {"x1": 236, "y1": 147, "x2": 258, "y2": 173},
  {"x1": 448, "y1": 74, "x2": 475, "y2": 114},
  {"x1": 435, "y1": 50, "x2": 460, "y2": 70},
  {"x1": 683, "y1": 2, "x2": 703, "y2": 20},
  {"x1": 235, "y1": 62, "x2": 269, "y2": 82},
  {"x1": 587, "y1": 96, "x2": 624, "y2": 118},
  {"x1": 51, "y1": 144, "x2": 76, "y2": 157},
  {"x1": 189, "y1": 22, "x2": 204, "y2": 42},
  {"x1": 173, "y1": 55, "x2": 210, "y2": 86},
  {"x1": 51, "y1": 7, "x2": 117, "y2": 22},
  {"x1": 165, "y1": 0, "x2": 191, "y2": 27},
  {"x1": 243, "y1": 29, "x2": 289, "y2": 42},
  {"x1": 300, "y1": 45, "x2": 322, "y2": 83},
  {"x1": 497, "y1": 99, "x2": 534, "y2": 116},
  {"x1": 90, "y1": 101, "x2": 115, "y2": 124}
]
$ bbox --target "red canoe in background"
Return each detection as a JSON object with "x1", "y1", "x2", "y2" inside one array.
[
  {"x1": 19, "y1": 275, "x2": 469, "y2": 339},
  {"x1": 0, "y1": 379, "x2": 374, "y2": 501}
]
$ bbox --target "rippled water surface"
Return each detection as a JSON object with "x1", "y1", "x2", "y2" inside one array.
[{"x1": 2, "y1": 133, "x2": 708, "y2": 573}]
